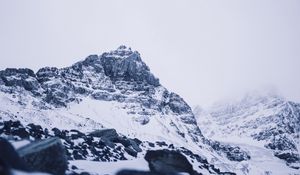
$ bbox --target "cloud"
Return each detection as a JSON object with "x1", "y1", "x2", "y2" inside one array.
[{"x1": 0, "y1": 0, "x2": 299, "y2": 106}]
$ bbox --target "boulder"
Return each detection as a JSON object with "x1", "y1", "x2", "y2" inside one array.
[
  {"x1": 88, "y1": 129, "x2": 118, "y2": 140},
  {"x1": 17, "y1": 137, "x2": 68, "y2": 175},
  {"x1": 0, "y1": 138, "x2": 28, "y2": 172},
  {"x1": 144, "y1": 149, "x2": 195, "y2": 175},
  {"x1": 113, "y1": 137, "x2": 142, "y2": 153}
]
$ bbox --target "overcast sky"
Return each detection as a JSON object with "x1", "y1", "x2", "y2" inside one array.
[{"x1": 0, "y1": 0, "x2": 299, "y2": 107}]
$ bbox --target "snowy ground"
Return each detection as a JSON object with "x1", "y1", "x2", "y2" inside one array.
[
  {"x1": 235, "y1": 143, "x2": 299, "y2": 175},
  {"x1": 69, "y1": 159, "x2": 149, "y2": 175}
]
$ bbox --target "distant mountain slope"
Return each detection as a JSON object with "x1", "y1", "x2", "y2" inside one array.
[{"x1": 195, "y1": 92, "x2": 300, "y2": 173}]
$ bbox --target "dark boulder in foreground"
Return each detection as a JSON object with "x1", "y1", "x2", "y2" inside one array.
[
  {"x1": 144, "y1": 149, "x2": 196, "y2": 175},
  {"x1": 17, "y1": 137, "x2": 68, "y2": 175},
  {"x1": 0, "y1": 138, "x2": 28, "y2": 174}
]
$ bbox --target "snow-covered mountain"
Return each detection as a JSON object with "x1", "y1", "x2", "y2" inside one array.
[
  {"x1": 1, "y1": 46, "x2": 298, "y2": 175},
  {"x1": 195, "y1": 91, "x2": 300, "y2": 174},
  {"x1": 0, "y1": 46, "x2": 250, "y2": 175},
  {"x1": 0, "y1": 45, "x2": 202, "y2": 145}
]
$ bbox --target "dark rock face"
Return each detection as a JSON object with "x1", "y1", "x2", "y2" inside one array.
[
  {"x1": 0, "y1": 68, "x2": 35, "y2": 77},
  {"x1": 0, "y1": 138, "x2": 28, "y2": 172},
  {"x1": 100, "y1": 46, "x2": 160, "y2": 87},
  {"x1": 144, "y1": 149, "x2": 195, "y2": 175},
  {"x1": 0, "y1": 68, "x2": 40, "y2": 92},
  {"x1": 17, "y1": 137, "x2": 68, "y2": 175},
  {"x1": 168, "y1": 93, "x2": 192, "y2": 114},
  {"x1": 36, "y1": 67, "x2": 60, "y2": 83},
  {"x1": 208, "y1": 140, "x2": 251, "y2": 162},
  {"x1": 274, "y1": 152, "x2": 300, "y2": 164}
]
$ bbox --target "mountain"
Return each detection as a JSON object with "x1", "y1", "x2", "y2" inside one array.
[
  {"x1": 0, "y1": 46, "x2": 248, "y2": 175},
  {"x1": 0, "y1": 45, "x2": 201, "y2": 143},
  {"x1": 1, "y1": 46, "x2": 298, "y2": 175},
  {"x1": 195, "y1": 91, "x2": 300, "y2": 174}
]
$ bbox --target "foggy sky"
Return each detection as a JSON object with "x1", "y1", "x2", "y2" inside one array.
[{"x1": 0, "y1": 0, "x2": 299, "y2": 107}]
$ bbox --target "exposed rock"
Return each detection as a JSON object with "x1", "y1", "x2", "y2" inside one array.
[
  {"x1": 36, "y1": 67, "x2": 60, "y2": 83},
  {"x1": 92, "y1": 91, "x2": 114, "y2": 101},
  {"x1": 0, "y1": 68, "x2": 40, "y2": 92},
  {"x1": 1, "y1": 120, "x2": 30, "y2": 139},
  {"x1": 0, "y1": 157, "x2": 10, "y2": 175},
  {"x1": 89, "y1": 129, "x2": 118, "y2": 140},
  {"x1": 124, "y1": 147, "x2": 138, "y2": 157},
  {"x1": 274, "y1": 151, "x2": 300, "y2": 165},
  {"x1": 17, "y1": 137, "x2": 68, "y2": 175},
  {"x1": 27, "y1": 123, "x2": 44, "y2": 139},
  {"x1": 144, "y1": 149, "x2": 195, "y2": 175},
  {"x1": 167, "y1": 93, "x2": 191, "y2": 114},
  {"x1": 100, "y1": 46, "x2": 160, "y2": 87},
  {"x1": 208, "y1": 140, "x2": 250, "y2": 162},
  {"x1": 0, "y1": 138, "x2": 28, "y2": 171}
]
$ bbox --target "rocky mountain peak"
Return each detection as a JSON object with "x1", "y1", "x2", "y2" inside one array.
[
  {"x1": 107, "y1": 45, "x2": 133, "y2": 58},
  {"x1": 99, "y1": 46, "x2": 159, "y2": 86},
  {"x1": 67, "y1": 46, "x2": 160, "y2": 87}
]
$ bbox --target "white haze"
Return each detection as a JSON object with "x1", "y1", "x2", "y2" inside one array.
[{"x1": 0, "y1": 0, "x2": 299, "y2": 107}]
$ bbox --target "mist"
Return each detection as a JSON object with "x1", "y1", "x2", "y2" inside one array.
[{"x1": 0, "y1": 0, "x2": 299, "y2": 107}]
